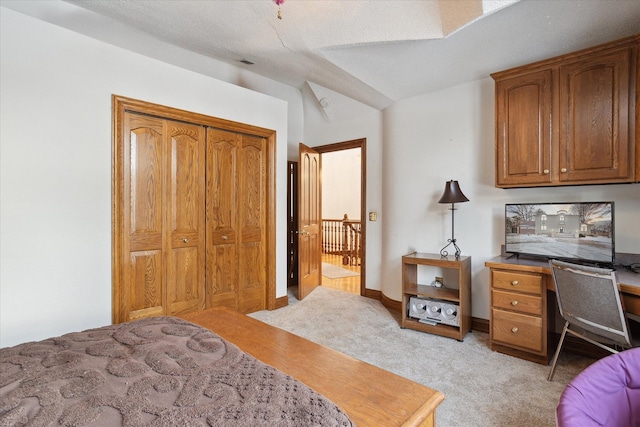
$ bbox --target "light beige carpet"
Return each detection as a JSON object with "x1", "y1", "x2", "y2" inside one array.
[
  {"x1": 249, "y1": 286, "x2": 596, "y2": 427},
  {"x1": 322, "y1": 262, "x2": 359, "y2": 279}
]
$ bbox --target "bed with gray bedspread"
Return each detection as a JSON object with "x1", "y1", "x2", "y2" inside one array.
[{"x1": 0, "y1": 316, "x2": 353, "y2": 426}]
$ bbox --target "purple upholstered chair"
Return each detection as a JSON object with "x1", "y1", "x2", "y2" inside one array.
[{"x1": 556, "y1": 348, "x2": 640, "y2": 427}]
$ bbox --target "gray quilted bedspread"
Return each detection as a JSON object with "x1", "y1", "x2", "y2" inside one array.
[{"x1": 0, "y1": 316, "x2": 354, "y2": 426}]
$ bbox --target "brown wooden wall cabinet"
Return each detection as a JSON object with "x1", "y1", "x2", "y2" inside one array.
[
  {"x1": 492, "y1": 34, "x2": 639, "y2": 188},
  {"x1": 401, "y1": 253, "x2": 471, "y2": 341}
]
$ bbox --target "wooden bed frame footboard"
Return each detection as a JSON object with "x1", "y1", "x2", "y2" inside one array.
[{"x1": 179, "y1": 308, "x2": 444, "y2": 427}]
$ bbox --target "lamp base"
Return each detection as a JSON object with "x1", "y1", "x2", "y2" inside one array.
[{"x1": 440, "y1": 239, "x2": 461, "y2": 259}]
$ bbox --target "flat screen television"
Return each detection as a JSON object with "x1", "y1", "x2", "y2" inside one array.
[{"x1": 505, "y1": 202, "x2": 614, "y2": 267}]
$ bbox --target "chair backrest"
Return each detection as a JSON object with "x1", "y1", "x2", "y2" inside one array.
[{"x1": 549, "y1": 259, "x2": 631, "y2": 348}]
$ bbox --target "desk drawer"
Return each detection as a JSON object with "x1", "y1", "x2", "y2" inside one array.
[
  {"x1": 492, "y1": 309, "x2": 543, "y2": 352},
  {"x1": 492, "y1": 289, "x2": 542, "y2": 315},
  {"x1": 493, "y1": 270, "x2": 543, "y2": 295}
]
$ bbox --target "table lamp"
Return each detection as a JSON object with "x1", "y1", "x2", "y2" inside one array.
[{"x1": 438, "y1": 180, "x2": 469, "y2": 259}]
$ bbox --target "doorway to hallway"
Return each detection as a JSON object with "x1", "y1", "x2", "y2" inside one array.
[{"x1": 287, "y1": 138, "x2": 366, "y2": 297}]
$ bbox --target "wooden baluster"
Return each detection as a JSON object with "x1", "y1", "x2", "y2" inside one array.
[{"x1": 342, "y1": 214, "x2": 349, "y2": 265}]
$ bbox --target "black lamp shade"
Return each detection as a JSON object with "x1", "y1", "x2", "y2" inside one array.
[{"x1": 438, "y1": 180, "x2": 469, "y2": 204}]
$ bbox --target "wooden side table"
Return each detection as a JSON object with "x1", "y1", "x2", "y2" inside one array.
[{"x1": 401, "y1": 252, "x2": 471, "y2": 341}]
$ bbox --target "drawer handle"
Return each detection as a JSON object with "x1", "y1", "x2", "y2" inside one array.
[
  {"x1": 511, "y1": 300, "x2": 519, "y2": 306},
  {"x1": 511, "y1": 280, "x2": 519, "y2": 286},
  {"x1": 543, "y1": 169, "x2": 549, "y2": 174},
  {"x1": 511, "y1": 327, "x2": 519, "y2": 334},
  {"x1": 183, "y1": 238, "x2": 189, "y2": 243},
  {"x1": 222, "y1": 235, "x2": 228, "y2": 240}
]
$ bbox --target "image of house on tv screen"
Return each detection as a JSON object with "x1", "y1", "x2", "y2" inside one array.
[{"x1": 505, "y1": 202, "x2": 614, "y2": 263}]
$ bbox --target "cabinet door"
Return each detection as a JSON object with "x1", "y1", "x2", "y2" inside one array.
[
  {"x1": 559, "y1": 46, "x2": 634, "y2": 183},
  {"x1": 495, "y1": 70, "x2": 552, "y2": 187}
]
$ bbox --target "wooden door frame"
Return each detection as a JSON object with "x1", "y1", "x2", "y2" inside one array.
[
  {"x1": 314, "y1": 138, "x2": 366, "y2": 295},
  {"x1": 112, "y1": 95, "x2": 278, "y2": 323}
]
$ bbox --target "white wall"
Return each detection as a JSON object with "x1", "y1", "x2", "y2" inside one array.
[
  {"x1": 0, "y1": 7, "x2": 290, "y2": 347},
  {"x1": 382, "y1": 78, "x2": 640, "y2": 319},
  {"x1": 322, "y1": 149, "x2": 362, "y2": 220}
]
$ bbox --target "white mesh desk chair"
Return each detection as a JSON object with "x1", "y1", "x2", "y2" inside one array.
[{"x1": 547, "y1": 259, "x2": 636, "y2": 381}]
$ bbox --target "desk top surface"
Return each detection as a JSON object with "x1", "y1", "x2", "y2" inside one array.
[{"x1": 485, "y1": 255, "x2": 640, "y2": 295}]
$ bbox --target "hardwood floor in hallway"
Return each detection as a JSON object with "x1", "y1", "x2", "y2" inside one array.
[{"x1": 321, "y1": 254, "x2": 361, "y2": 295}]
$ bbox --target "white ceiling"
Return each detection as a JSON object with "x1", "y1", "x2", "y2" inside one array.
[{"x1": 3, "y1": 0, "x2": 640, "y2": 111}]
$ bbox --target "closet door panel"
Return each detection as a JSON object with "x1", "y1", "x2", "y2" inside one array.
[
  {"x1": 127, "y1": 116, "x2": 164, "y2": 250},
  {"x1": 129, "y1": 250, "x2": 164, "y2": 319},
  {"x1": 167, "y1": 121, "x2": 205, "y2": 315},
  {"x1": 124, "y1": 113, "x2": 166, "y2": 321},
  {"x1": 237, "y1": 135, "x2": 266, "y2": 313},
  {"x1": 238, "y1": 243, "x2": 264, "y2": 313},
  {"x1": 206, "y1": 129, "x2": 240, "y2": 310},
  {"x1": 168, "y1": 247, "x2": 202, "y2": 315},
  {"x1": 207, "y1": 246, "x2": 238, "y2": 309}
]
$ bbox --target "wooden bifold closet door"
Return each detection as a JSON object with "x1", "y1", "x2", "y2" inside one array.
[
  {"x1": 122, "y1": 112, "x2": 205, "y2": 321},
  {"x1": 112, "y1": 96, "x2": 275, "y2": 324},
  {"x1": 205, "y1": 128, "x2": 266, "y2": 314}
]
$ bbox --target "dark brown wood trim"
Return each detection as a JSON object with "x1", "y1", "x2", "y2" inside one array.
[
  {"x1": 471, "y1": 317, "x2": 490, "y2": 334},
  {"x1": 274, "y1": 295, "x2": 289, "y2": 310},
  {"x1": 379, "y1": 292, "x2": 402, "y2": 312},
  {"x1": 265, "y1": 131, "x2": 277, "y2": 310},
  {"x1": 364, "y1": 288, "x2": 381, "y2": 301},
  {"x1": 112, "y1": 95, "x2": 276, "y2": 136}
]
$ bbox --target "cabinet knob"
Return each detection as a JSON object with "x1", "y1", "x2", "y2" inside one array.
[
  {"x1": 511, "y1": 300, "x2": 519, "y2": 306},
  {"x1": 511, "y1": 327, "x2": 519, "y2": 333},
  {"x1": 543, "y1": 169, "x2": 549, "y2": 174},
  {"x1": 183, "y1": 238, "x2": 189, "y2": 243},
  {"x1": 222, "y1": 235, "x2": 228, "y2": 240},
  {"x1": 561, "y1": 167, "x2": 567, "y2": 173},
  {"x1": 511, "y1": 280, "x2": 519, "y2": 286}
]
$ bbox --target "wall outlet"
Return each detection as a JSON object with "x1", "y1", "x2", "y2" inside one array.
[
  {"x1": 432, "y1": 276, "x2": 444, "y2": 287},
  {"x1": 369, "y1": 212, "x2": 378, "y2": 221}
]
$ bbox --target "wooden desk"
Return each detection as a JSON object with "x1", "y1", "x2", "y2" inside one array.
[
  {"x1": 180, "y1": 307, "x2": 445, "y2": 427},
  {"x1": 485, "y1": 256, "x2": 640, "y2": 364}
]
